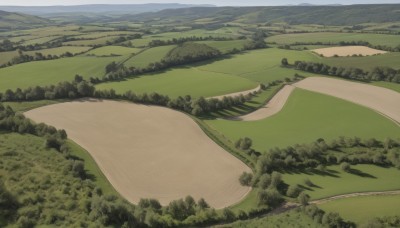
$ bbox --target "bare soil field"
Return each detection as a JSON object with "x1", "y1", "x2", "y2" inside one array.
[
  {"x1": 294, "y1": 77, "x2": 400, "y2": 124},
  {"x1": 25, "y1": 99, "x2": 251, "y2": 208},
  {"x1": 313, "y1": 46, "x2": 387, "y2": 57},
  {"x1": 234, "y1": 85, "x2": 295, "y2": 121}
]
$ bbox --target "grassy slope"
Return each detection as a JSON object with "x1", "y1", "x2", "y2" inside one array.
[
  {"x1": 266, "y1": 32, "x2": 400, "y2": 47},
  {"x1": 0, "y1": 55, "x2": 125, "y2": 92},
  {"x1": 283, "y1": 164, "x2": 400, "y2": 200},
  {"x1": 196, "y1": 40, "x2": 250, "y2": 54},
  {"x1": 319, "y1": 195, "x2": 400, "y2": 224},
  {"x1": 205, "y1": 89, "x2": 400, "y2": 152},
  {"x1": 25, "y1": 46, "x2": 92, "y2": 56},
  {"x1": 124, "y1": 45, "x2": 176, "y2": 68},
  {"x1": 224, "y1": 209, "x2": 320, "y2": 228},
  {"x1": 96, "y1": 67, "x2": 258, "y2": 98}
]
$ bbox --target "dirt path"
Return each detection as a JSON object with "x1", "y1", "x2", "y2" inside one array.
[
  {"x1": 311, "y1": 190, "x2": 400, "y2": 205},
  {"x1": 210, "y1": 85, "x2": 261, "y2": 100},
  {"x1": 25, "y1": 99, "x2": 251, "y2": 209},
  {"x1": 313, "y1": 46, "x2": 387, "y2": 57},
  {"x1": 232, "y1": 85, "x2": 295, "y2": 121}
]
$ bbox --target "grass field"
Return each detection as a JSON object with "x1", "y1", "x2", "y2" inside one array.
[
  {"x1": 283, "y1": 164, "x2": 400, "y2": 200},
  {"x1": 224, "y1": 208, "x2": 320, "y2": 228},
  {"x1": 0, "y1": 55, "x2": 124, "y2": 91},
  {"x1": 124, "y1": 45, "x2": 175, "y2": 68},
  {"x1": 319, "y1": 195, "x2": 400, "y2": 224},
  {"x1": 204, "y1": 89, "x2": 400, "y2": 152},
  {"x1": 85, "y1": 46, "x2": 141, "y2": 56},
  {"x1": 196, "y1": 48, "x2": 319, "y2": 84},
  {"x1": 321, "y1": 52, "x2": 400, "y2": 70},
  {"x1": 196, "y1": 40, "x2": 251, "y2": 54},
  {"x1": 266, "y1": 32, "x2": 400, "y2": 47},
  {"x1": 63, "y1": 36, "x2": 121, "y2": 46},
  {"x1": 96, "y1": 67, "x2": 258, "y2": 98}
]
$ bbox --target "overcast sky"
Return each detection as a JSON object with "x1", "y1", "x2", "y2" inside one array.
[{"x1": 0, "y1": 0, "x2": 399, "y2": 6}]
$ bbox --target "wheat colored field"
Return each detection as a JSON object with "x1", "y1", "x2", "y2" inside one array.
[
  {"x1": 25, "y1": 99, "x2": 251, "y2": 208},
  {"x1": 313, "y1": 46, "x2": 387, "y2": 57}
]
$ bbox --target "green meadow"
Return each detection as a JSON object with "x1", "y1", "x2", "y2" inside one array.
[
  {"x1": 0, "y1": 56, "x2": 124, "y2": 91},
  {"x1": 319, "y1": 195, "x2": 400, "y2": 224},
  {"x1": 96, "y1": 67, "x2": 258, "y2": 98},
  {"x1": 283, "y1": 164, "x2": 400, "y2": 200},
  {"x1": 85, "y1": 45, "x2": 142, "y2": 56},
  {"x1": 124, "y1": 45, "x2": 176, "y2": 68},
  {"x1": 204, "y1": 89, "x2": 400, "y2": 152}
]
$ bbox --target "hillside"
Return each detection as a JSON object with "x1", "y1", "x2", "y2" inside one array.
[
  {"x1": 0, "y1": 10, "x2": 50, "y2": 30},
  {"x1": 126, "y1": 4, "x2": 400, "y2": 25}
]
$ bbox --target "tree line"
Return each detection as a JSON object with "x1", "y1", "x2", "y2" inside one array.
[
  {"x1": 147, "y1": 35, "x2": 240, "y2": 48},
  {"x1": 283, "y1": 59, "x2": 400, "y2": 83}
]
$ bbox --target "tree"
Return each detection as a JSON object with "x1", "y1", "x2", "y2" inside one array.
[
  {"x1": 235, "y1": 137, "x2": 252, "y2": 150},
  {"x1": 239, "y1": 172, "x2": 253, "y2": 186},
  {"x1": 105, "y1": 62, "x2": 119, "y2": 74},
  {"x1": 341, "y1": 162, "x2": 351, "y2": 172},
  {"x1": 257, "y1": 189, "x2": 282, "y2": 207},
  {"x1": 286, "y1": 184, "x2": 302, "y2": 197},
  {"x1": 258, "y1": 173, "x2": 271, "y2": 189},
  {"x1": 197, "y1": 198, "x2": 209, "y2": 210},
  {"x1": 298, "y1": 192, "x2": 310, "y2": 206},
  {"x1": 281, "y1": 58, "x2": 289, "y2": 67}
]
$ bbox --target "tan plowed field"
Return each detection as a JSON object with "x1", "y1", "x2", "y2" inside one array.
[
  {"x1": 25, "y1": 99, "x2": 251, "y2": 208},
  {"x1": 313, "y1": 46, "x2": 387, "y2": 57}
]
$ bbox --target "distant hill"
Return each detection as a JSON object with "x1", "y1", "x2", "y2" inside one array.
[
  {"x1": 0, "y1": 4, "x2": 215, "y2": 16},
  {"x1": 0, "y1": 10, "x2": 50, "y2": 30},
  {"x1": 125, "y1": 4, "x2": 400, "y2": 26}
]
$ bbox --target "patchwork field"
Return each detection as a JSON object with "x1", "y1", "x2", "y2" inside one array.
[
  {"x1": 313, "y1": 46, "x2": 387, "y2": 57},
  {"x1": 85, "y1": 45, "x2": 142, "y2": 56},
  {"x1": 124, "y1": 45, "x2": 176, "y2": 68},
  {"x1": 25, "y1": 99, "x2": 251, "y2": 208},
  {"x1": 319, "y1": 195, "x2": 400, "y2": 224},
  {"x1": 205, "y1": 88, "x2": 400, "y2": 152},
  {"x1": 321, "y1": 52, "x2": 400, "y2": 70}
]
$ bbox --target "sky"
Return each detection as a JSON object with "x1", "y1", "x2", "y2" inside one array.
[{"x1": 0, "y1": 0, "x2": 399, "y2": 6}]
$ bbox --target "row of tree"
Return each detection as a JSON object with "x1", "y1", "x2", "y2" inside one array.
[
  {"x1": 147, "y1": 35, "x2": 239, "y2": 47},
  {"x1": 285, "y1": 59, "x2": 400, "y2": 83}
]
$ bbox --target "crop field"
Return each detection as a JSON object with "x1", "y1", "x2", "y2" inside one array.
[
  {"x1": 319, "y1": 195, "x2": 400, "y2": 224},
  {"x1": 96, "y1": 67, "x2": 258, "y2": 98},
  {"x1": 283, "y1": 164, "x2": 400, "y2": 200},
  {"x1": 0, "y1": 55, "x2": 124, "y2": 91},
  {"x1": 124, "y1": 45, "x2": 175, "y2": 68},
  {"x1": 266, "y1": 32, "x2": 400, "y2": 47},
  {"x1": 321, "y1": 52, "x2": 400, "y2": 70},
  {"x1": 21, "y1": 36, "x2": 61, "y2": 45},
  {"x1": 205, "y1": 88, "x2": 400, "y2": 152},
  {"x1": 63, "y1": 35, "x2": 121, "y2": 46},
  {"x1": 85, "y1": 45, "x2": 142, "y2": 56},
  {"x1": 313, "y1": 46, "x2": 386, "y2": 57},
  {"x1": 25, "y1": 99, "x2": 251, "y2": 208}
]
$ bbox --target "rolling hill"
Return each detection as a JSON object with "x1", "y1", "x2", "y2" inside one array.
[{"x1": 0, "y1": 10, "x2": 50, "y2": 30}]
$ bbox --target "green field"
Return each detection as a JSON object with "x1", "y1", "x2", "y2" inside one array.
[
  {"x1": 124, "y1": 45, "x2": 175, "y2": 68},
  {"x1": 283, "y1": 164, "x2": 400, "y2": 200},
  {"x1": 63, "y1": 35, "x2": 120, "y2": 46},
  {"x1": 319, "y1": 195, "x2": 400, "y2": 224},
  {"x1": 196, "y1": 48, "x2": 319, "y2": 84},
  {"x1": 321, "y1": 52, "x2": 400, "y2": 70},
  {"x1": 96, "y1": 67, "x2": 258, "y2": 98},
  {"x1": 0, "y1": 55, "x2": 124, "y2": 91},
  {"x1": 266, "y1": 32, "x2": 400, "y2": 47},
  {"x1": 196, "y1": 40, "x2": 251, "y2": 53},
  {"x1": 85, "y1": 45, "x2": 142, "y2": 56},
  {"x1": 205, "y1": 89, "x2": 400, "y2": 152}
]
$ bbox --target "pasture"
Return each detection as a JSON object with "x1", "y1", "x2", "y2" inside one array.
[
  {"x1": 283, "y1": 164, "x2": 400, "y2": 200},
  {"x1": 319, "y1": 195, "x2": 400, "y2": 224},
  {"x1": 86, "y1": 46, "x2": 142, "y2": 56},
  {"x1": 124, "y1": 45, "x2": 176, "y2": 68},
  {"x1": 266, "y1": 32, "x2": 400, "y2": 47},
  {"x1": 321, "y1": 52, "x2": 400, "y2": 70},
  {"x1": 96, "y1": 67, "x2": 258, "y2": 98},
  {"x1": 0, "y1": 55, "x2": 124, "y2": 91},
  {"x1": 25, "y1": 99, "x2": 251, "y2": 208},
  {"x1": 204, "y1": 89, "x2": 400, "y2": 152}
]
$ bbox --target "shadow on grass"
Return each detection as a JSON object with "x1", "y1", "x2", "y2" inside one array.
[{"x1": 349, "y1": 168, "x2": 377, "y2": 178}]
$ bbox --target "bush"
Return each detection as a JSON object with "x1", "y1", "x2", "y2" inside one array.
[
  {"x1": 341, "y1": 162, "x2": 351, "y2": 172},
  {"x1": 286, "y1": 184, "x2": 302, "y2": 198},
  {"x1": 239, "y1": 172, "x2": 253, "y2": 186}
]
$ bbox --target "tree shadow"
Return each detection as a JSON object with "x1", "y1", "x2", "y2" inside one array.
[{"x1": 349, "y1": 169, "x2": 376, "y2": 178}]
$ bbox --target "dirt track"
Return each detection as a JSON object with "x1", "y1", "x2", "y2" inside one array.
[
  {"x1": 311, "y1": 190, "x2": 400, "y2": 205},
  {"x1": 234, "y1": 85, "x2": 295, "y2": 121},
  {"x1": 313, "y1": 46, "x2": 387, "y2": 57},
  {"x1": 25, "y1": 99, "x2": 251, "y2": 208}
]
